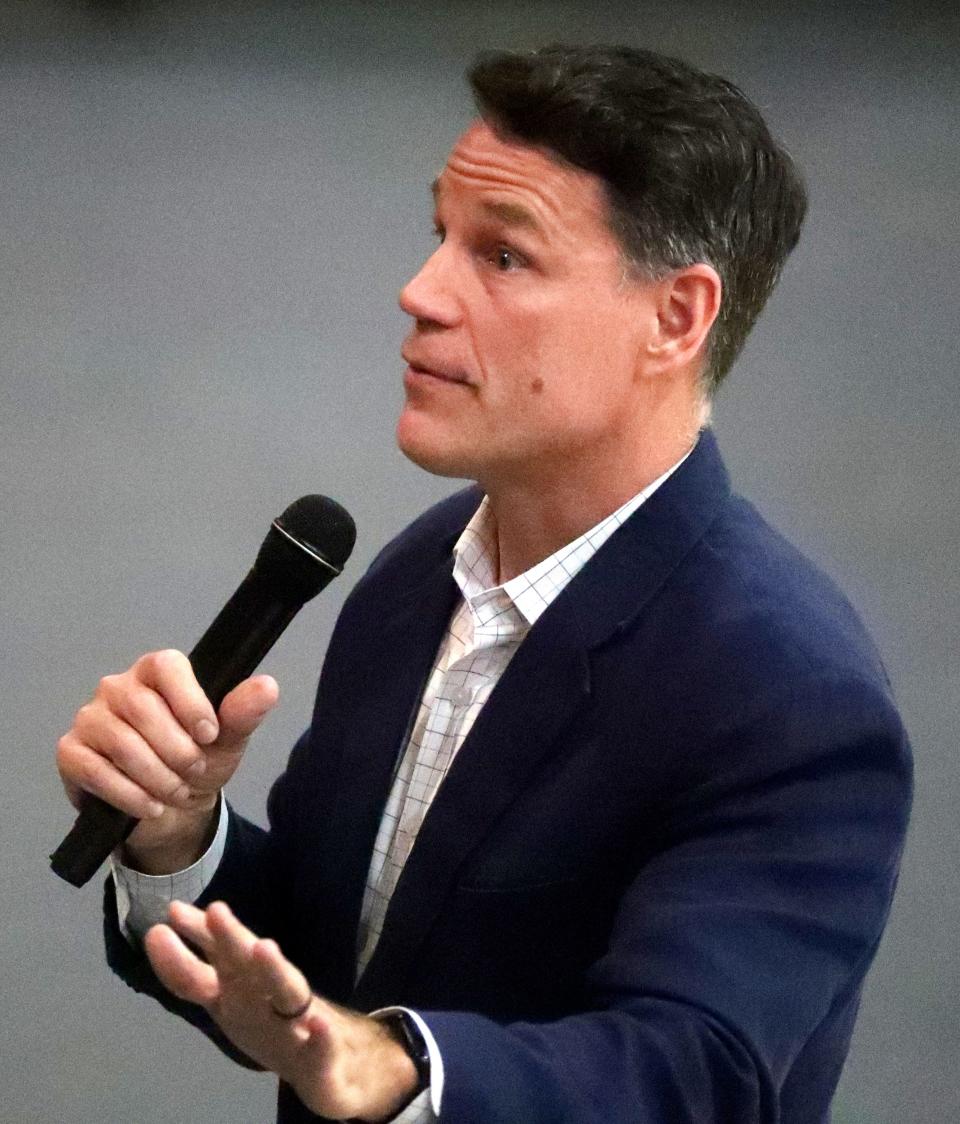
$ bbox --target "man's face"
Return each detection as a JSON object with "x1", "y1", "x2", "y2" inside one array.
[{"x1": 397, "y1": 120, "x2": 657, "y2": 490}]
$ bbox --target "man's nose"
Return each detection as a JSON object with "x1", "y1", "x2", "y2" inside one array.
[{"x1": 398, "y1": 246, "x2": 460, "y2": 327}]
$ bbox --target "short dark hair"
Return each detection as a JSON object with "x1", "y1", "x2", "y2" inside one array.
[{"x1": 468, "y1": 45, "x2": 808, "y2": 392}]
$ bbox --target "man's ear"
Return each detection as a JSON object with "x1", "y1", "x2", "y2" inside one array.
[{"x1": 644, "y1": 264, "x2": 722, "y2": 377}]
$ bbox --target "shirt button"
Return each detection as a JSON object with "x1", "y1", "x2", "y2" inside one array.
[{"x1": 452, "y1": 685, "x2": 474, "y2": 706}]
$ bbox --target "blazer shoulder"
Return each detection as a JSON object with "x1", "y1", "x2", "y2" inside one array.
[{"x1": 684, "y1": 492, "x2": 894, "y2": 694}]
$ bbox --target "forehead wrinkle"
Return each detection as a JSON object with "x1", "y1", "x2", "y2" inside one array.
[
  {"x1": 434, "y1": 123, "x2": 621, "y2": 264},
  {"x1": 436, "y1": 155, "x2": 597, "y2": 243}
]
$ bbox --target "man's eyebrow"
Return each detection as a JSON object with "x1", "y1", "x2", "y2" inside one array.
[
  {"x1": 480, "y1": 200, "x2": 542, "y2": 233},
  {"x1": 429, "y1": 178, "x2": 543, "y2": 234}
]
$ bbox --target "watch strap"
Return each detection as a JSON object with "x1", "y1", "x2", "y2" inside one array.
[{"x1": 380, "y1": 1009, "x2": 431, "y2": 1092}]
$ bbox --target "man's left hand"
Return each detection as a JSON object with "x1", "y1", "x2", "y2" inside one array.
[{"x1": 145, "y1": 900, "x2": 419, "y2": 1122}]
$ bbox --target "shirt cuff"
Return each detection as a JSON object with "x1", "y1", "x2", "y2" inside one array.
[
  {"x1": 110, "y1": 794, "x2": 228, "y2": 942},
  {"x1": 388, "y1": 1088, "x2": 434, "y2": 1124},
  {"x1": 370, "y1": 1006, "x2": 444, "y2": 1120}
]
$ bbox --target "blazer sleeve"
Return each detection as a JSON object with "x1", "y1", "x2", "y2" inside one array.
[
  {"x1": 102, "y1": 726, "x2": 315, "y2": 1069},
  {"x1": 416, "y1": 672, "x2": 912, "y2": 1123}
]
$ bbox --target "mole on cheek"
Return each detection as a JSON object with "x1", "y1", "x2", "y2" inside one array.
[{"x1": 529, "y1": 376, "x2": 544, "y2": 394}]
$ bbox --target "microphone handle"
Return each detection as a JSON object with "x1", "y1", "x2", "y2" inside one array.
[{"x1": 50, "y1": 568, "x2": 301, "y2": 888}]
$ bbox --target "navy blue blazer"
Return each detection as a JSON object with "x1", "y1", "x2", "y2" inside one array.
[{"x1": 106, "y1": 430, "x2": 912, "y2": 1122}]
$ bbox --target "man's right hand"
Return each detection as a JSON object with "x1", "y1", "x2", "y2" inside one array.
[{"x1": 56, "y1": 649, "x2": 279, "y2": 874}]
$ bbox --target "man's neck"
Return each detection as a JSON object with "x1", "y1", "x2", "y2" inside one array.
[{"x1": 483, "y1": 431, "x2": 700, "y2": 583}]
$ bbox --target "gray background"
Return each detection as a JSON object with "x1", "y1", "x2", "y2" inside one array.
[{"x1": 2, "y1": 1, "x2": 957, "y2": 1121}]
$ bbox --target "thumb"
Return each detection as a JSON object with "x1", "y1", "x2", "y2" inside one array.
[{"x1": 214, "y1": 675, "x2": 280, "y2": 752}]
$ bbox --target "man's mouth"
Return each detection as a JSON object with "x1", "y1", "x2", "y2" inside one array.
[{"x1": 402, "y1": 353, "x2": 471, "y2": 385}]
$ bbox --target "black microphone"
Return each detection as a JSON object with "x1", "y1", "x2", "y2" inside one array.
[{"x1": 50, "y1": 494, "x2": 356, "y2": 888}]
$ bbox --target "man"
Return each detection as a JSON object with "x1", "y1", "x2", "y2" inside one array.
[{"x1": 57, "y1": 46, "x2": 911, "y2": 1123}]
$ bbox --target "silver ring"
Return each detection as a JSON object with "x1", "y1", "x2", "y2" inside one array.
[{"x1": 270, "y1": 994, "x2": 312, "y2": 1020}]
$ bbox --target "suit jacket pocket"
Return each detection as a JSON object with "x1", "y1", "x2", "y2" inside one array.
[{"x1": 410, "y1": 876, "x2": 619, "y2": 1020}]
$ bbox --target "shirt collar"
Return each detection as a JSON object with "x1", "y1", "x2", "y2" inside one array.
[{"x1": 451, "y1": 444, "x2": 694, "y2": 627}]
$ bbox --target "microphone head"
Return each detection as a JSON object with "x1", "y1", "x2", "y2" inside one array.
[
  {"x1": 274, "y1": 494, "x2": 357, "y2": 571},
  {"x1": 253, "y1": 494, "x2": 356, "y2": 604}
]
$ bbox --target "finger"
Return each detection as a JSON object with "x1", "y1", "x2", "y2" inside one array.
[
  {"x1": 303, "y1": 1008, "x2": 332, "y2": 1040},
  {"x1": 144, "y1": 924, "x2": 220, "y2": 1006},
  {"x1": 205, "y1": 900, "x2": 259, "y2": 973},
  {"x1": 299, "y1": 1008, "x2": 335, "y2": 1053},
  {"x1": 56, "y1": 732, "x2": 166, "y2": 820},
  {"x1": 214, "y1": 676, "x2": 280, "y2": 752},
  {"x1": 167, "y1": 900, "x2": 217, "y2": 956},
  {"x1": 252, "y1": 938, "x2": 313, "y2": 1019},
  {"x1": 95, "y1": 659, "x2": 209, "y2": 782},
  {"x1": 133, "y1": 649, "x2": 220, "y2": 746},
  {"x1": 97, "y1": 680, "x2": 208, "y2": 782},
  {"x1": 76, "y1": 709, "x2": 198, "y2": 809}
]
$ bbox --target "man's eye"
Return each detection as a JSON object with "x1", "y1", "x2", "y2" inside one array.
[{"x1": 491, "y1": 247, "x2": 523, "y2": 271}]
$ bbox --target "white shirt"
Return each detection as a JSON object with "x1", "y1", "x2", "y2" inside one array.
[{"x1": 113, "y1": 449, "x2": 691, "y2": 1122}]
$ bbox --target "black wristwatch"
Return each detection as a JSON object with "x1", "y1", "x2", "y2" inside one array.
[{"x1": 380, "y1": 1009, "x2": 431, "y2": 1094}]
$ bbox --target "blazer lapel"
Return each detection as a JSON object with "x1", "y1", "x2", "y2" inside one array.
[
  {"x1": 296, "y1": 548, "x2": 460, "y2": 972},
  {"x1": 352, "y1": 596, "x2": 592, "y2": 1005}
]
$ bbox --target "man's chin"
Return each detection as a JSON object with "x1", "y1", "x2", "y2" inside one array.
[{"x1": 395, "y1": 426, "x2": 476, "y2": 481}]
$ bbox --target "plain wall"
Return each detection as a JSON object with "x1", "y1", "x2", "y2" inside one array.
[{"x1": 2, "y1": 2, "x2": 957, "y2": 1121}]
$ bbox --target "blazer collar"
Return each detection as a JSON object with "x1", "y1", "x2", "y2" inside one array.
[{"x1": 557, "y1": 426, "x2": 731, "y2": 651}]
